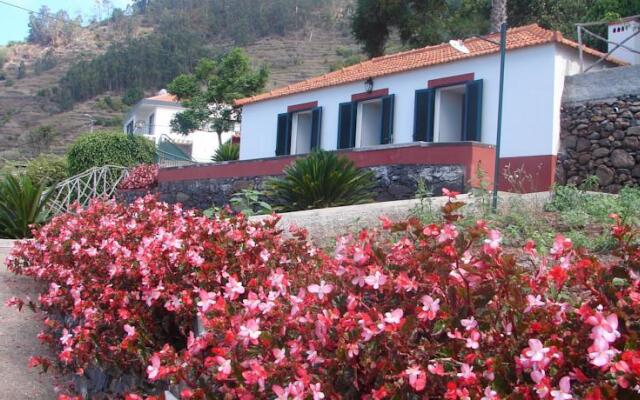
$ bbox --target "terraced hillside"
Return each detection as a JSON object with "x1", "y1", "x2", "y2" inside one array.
[{"x1": 0, "y1": 1, "x2": 361, "y2": 161}]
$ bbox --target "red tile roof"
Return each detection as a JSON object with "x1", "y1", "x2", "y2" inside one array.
[
  {"x1": 147, "y1": 93, "x2": 179, "y2": 102},
  {"x1": 236, "y1": 24, "x2": 625, "y2": 106}
]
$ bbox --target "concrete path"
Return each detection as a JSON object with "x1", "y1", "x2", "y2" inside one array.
[{"x1": 0, "y1": 242, "x2": 58, "y2": 399}]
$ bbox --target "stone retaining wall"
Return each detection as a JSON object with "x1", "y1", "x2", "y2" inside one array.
[
  {"x1": 557, "y1": 95, "x2": 640, "y2": 192},
  {"x1": 119, "y1": 164, "x2": 465, "y2": 210}
]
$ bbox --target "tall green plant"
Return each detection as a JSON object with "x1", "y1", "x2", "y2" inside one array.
[
  {"x1": 0, "y1": 175, "x2": 53, "y2": 239},
  {"x1": 266, "y1": 150, "x2": 374, "y2": 211},
  {"x1": 212, "y1": 141, "x2": 240, "y2": 162}
]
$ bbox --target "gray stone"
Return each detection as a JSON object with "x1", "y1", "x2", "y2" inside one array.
[
  {"x1": 623, "y1": 136, "x2": 640, "y2": 150},
  {"x1": 611, "y1": 149, "x2": 636, "y2": 169},
  {"x1": 176, "y1": 192, "x2": 191, "y2": 203},
  {"x1": 632, "y1": 165, "x2": 640, "y2": 178},
  {"x1": 596, "y1": 165, "x2": 615, "y2": 186},
  {"x1": 564, "y1": 135, "x2": 578, "y2": 149},
  {"x1": 576, "y1": 138, "x2": 591, "y2": 152},
  {"x1": 592, "y1": 147, "x2": 610, "y2": 158},
  {"x1": 628, "y1": 126, "x2": 640, "y2": 136}
]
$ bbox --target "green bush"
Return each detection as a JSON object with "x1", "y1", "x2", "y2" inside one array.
[
  {"x1": 266, "y1": 150, "x2": 374, "y2": 211},
  {"x1": 67, "y1": 131, "x2": 156, "y2": 175},
  {"x1": 0, "y1": 174, "x2": 52, "y2": 239},
  {"x1": 211, "y1": 141, "x2": 239, "y2": 162},
  {"x1": 25, "y1": 154, "x2": 67, "y2": 187}
]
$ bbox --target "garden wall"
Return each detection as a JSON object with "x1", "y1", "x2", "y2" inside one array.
[
  {"x1": 558, "y1": 66, "x2": 640, "y2": 192},
  {"x1": 119, "y1": 163, "x2": 465, "y2": 210}
]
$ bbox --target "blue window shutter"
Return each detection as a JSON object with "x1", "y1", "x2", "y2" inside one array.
[
  {"x1": 337, "y1": 102, "x2": 356, "y2": 149},
  {"x1": 380, "y1": 94, "x2": 395, "y2": 144},
  {"x1": 310, "y1": 107, "x2": 323, "y2": 150},
  {"x1": 275, "y1": 112, "x2": 292, "y2": 156},
  {"x1": 414, "y1": 88, "x2": 436, "y2": 142},
  {"x1": 463, "y1": 79, "x2": 483, "y2": 141}
]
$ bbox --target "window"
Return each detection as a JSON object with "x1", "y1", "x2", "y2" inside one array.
[
  {"x1": 275, "y1": 107, "x2": 322, "y2": 156},
  {"x1": 126, "y1": 120, "x2": 134, "y2": 134},
  {"x1": 414, "y1": 79, "x2": 483, "y2": 143},
  {"x1": 337, "y1": 94, "x2": 394, "y2": 149},
  {"x1": 148, "y1": 113, "x2": 155, "y2": 135}
]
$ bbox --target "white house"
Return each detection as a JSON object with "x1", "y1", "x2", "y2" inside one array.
[
  {"x1": 234, "y1": 24, "x2": 624, "y2": 192},
  {"x1": 124, "y1": 91, "x2": 236, "y2": 163},
  {"x1": 608, "y1": 16, "x2": 640, "y2": 65}
]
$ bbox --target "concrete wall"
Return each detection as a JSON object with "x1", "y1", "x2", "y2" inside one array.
[
  {"x1": 562, "y1": 65, "x2": 640, "y2": 105},
  {"x1": 240, "y1": 43, "x2": 610, "y2": 162}
]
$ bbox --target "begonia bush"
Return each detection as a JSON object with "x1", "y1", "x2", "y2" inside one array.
[
  {"x1": 6, "y1": 193, "x2": 640, "y2": 399},
  {"x1": 119, "y1": 164, "x2": 159, "y2": 190}
]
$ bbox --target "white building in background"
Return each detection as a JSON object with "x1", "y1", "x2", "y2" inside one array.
[
  {"x1": 608, "y1": 16, "x2": 640, "y2": 65},
  {"x1": 123, "y1": 90, "x2": 236, "y2": 163}
]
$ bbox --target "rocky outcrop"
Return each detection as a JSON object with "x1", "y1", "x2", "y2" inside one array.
[{"x1": 557, "y1": 95, "x2": 640, "y2": 193}]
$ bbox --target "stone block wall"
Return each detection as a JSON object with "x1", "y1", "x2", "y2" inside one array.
[
  {"x1": 557, "y1": 95, "x2": 640, "y2": 192},
  {"x1": 119, "y1": 164, "x2": 465, "y2": 210}
]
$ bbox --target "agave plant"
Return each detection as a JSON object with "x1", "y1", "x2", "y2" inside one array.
[
  {"x1": 266, "y1": 150, "x2": 374, "y2": 211},
  {"x1": 212, "y1": 141, "x2": 240, "y2": 162},
  {"x1": 0, "y1": 174, "x2": 53, "y2": 239}
]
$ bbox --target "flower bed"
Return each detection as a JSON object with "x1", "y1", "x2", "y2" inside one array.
[
  {"x1": 6, "y1": 194, "x2": 640, "y2": 399},
  {"x1": 119, "y1": 164, "x2": 159, "y2": 190}
]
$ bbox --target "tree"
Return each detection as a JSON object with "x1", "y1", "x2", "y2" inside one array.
[
  {"x1": 23, "y1": 125, "x2": 58, "y2": 156},
  {"x1": 168, "y1": 49, "x2": 268, "y2": 146},
  {"x1": 490, "y1": 0, "x2": 507, "y2": 32},
  {"x1": 351, "y1": 0, "x2": 490, "y2": 58},
  {"x1": 27, "y1": 6, "x2": 81, "y2": 46}
]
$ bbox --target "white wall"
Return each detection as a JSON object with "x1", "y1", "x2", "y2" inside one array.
[
  {"x1": 239, "y1": 43, "x2": 611, "y2": 161},
  {"x1": 608, "y1": 21, "x2": 640, "y2": 65}
]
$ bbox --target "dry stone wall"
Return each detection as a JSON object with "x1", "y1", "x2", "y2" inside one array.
[
  {"x1": 558, "y1": 95, "x2": 640, "y2": 192},
  {"x1": 119, "y1": 164, "x2": 465, "y2": 210}
]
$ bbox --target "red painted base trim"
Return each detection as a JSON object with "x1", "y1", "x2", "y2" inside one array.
[
  {"x1": 351, "y1": 88, "x2": 389, "y2": 102},
  {"x1": 428, "y1": 73, "x2": 475, "y2": 88},
  {"x1": 157, "y1": 143, "x2": 557, "y2": 194},
  {"x1": 287, "y1": 101, "x2": 318, "y2": 113},
  {"x1": 498, "y1": 155, "x2": 557, "y2": 193}
]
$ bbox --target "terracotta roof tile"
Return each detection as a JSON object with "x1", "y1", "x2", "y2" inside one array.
[
  {"x1": 236, "y1": 24, "x2": 625, "y2": 106},
  {"x1": 147, "y1": 93, "x2": 179, "y2": 102}
]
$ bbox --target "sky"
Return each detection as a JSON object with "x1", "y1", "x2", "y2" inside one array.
[{"x1": 0, "y1": 0, "x2": 133, "y2": 45}]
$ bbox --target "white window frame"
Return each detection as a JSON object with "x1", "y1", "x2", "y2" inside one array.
[
  {"x1": 433, "y1": 84, "x2": 465, "y2": 143},
  {"x1": 289, "y1": 110, "x2": 313, "y2": 155},
  {"x1": 355, "y1": 98, "x2": 383, "y2": 148}
]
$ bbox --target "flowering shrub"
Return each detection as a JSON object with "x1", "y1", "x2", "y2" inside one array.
[
  {"x1": 7, "y1": 193, "x2": 640, "y2": 399},
  {"x1": 119, "y1": 164, "x2": 159, "y2": 190}
]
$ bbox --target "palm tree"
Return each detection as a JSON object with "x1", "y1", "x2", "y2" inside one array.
[{"x1": 491, "y1": 0, "x2": 507, "y2": 32}]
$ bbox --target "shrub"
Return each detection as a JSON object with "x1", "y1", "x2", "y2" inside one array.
[
  {"x1": 266, "y1": 150, "x2": 374, "y2": 211},
  {"x1": 8, "y1": 194, "x2": 640, "y2": 398},
  {"x1": 0, "y1": 174, "x2": 52, "y2": 238},
  {"x1": 119, "y1": 164, "x2": 159, "y2": 190},
  {"x1": 66, "y1": 131, "x2": 156, "y2": 175},
  {"x1": 25, "y1": 154, "x2": 67, "y2": 187},
  {"x1": 212, "y1": 141, "x2": 240, "y2": 162},
  {"x1": 229, "y1": 188, "x2": 272, "y2": 216}
]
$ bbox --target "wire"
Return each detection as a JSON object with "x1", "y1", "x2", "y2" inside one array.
[{"x1": 0, "y1": 0, "x2": 81, "y2": 24}]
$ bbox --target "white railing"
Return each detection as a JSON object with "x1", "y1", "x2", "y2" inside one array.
[{"x1": 47, "y1": 165, "x2": 130, "y2": 215}]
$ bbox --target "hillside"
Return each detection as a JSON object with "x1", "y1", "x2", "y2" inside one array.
[{"x1": 0, "y1": 1, "x2": 361, "y2": 161}]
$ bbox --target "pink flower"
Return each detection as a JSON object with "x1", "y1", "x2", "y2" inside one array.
[
  {"x1": 364, "y1": 270, "x2": 387, "y2": 290},
  {"x1": 524, "y1": 339, "x2": 550, "y2": 362},
  {"x1": 550, "y1": 376, "x2": 572, "y2": 400},
  {"x1": 457, "y1": 363, "x2": 476, "y2": 380},
  {"x1": 405, "y1": 366, "x2": 426, "y2": 392},
  {"x1": 525, "y1": 294, "x2": 545, "y2": 312},
  {"x1": 310, "y1": 383, "x2": 325, "y2": 400},
  {"x1": 481, "y1": 386, "x2": 499, "y2": 400},
  {"x1": 588, "y1": 338, "x2": 618, "y2": 367},
  {"x1": 224, "y1": 276, "x2": 245, "y2": 300},
  {"x1": 483, "y1": 230, "x2": 502, "y2": 253},
  {"x1": 384, "y1": 308, "x2": 404, "y2": 325},
  {"x1": 197, "y1": 289, "x2": 218, "y2": 313},
  {"x1": 308, "y1": 280, "x2": 334, "y2": 300},
  {"x1": 587, "y1": 312, "x2": 620, "y2": 343},
  {"x1": 465, "y1": 330, "x2": 481, "y2": 349},
  {"x1": 461, "y1": 316, "x2": 477, "y2": 331},
  {"x1": 418, "y1": 295, "x2": 440, "y2": 321},
  {"x1": 124, "y1": 324, "x2": 136, "y2": 337},
  {"x1": 239, "y1": 319, "x2": 262, "y2": 344},
  {"x1": 146, "y1": 354, "x2": 162, "y2": 381}
]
